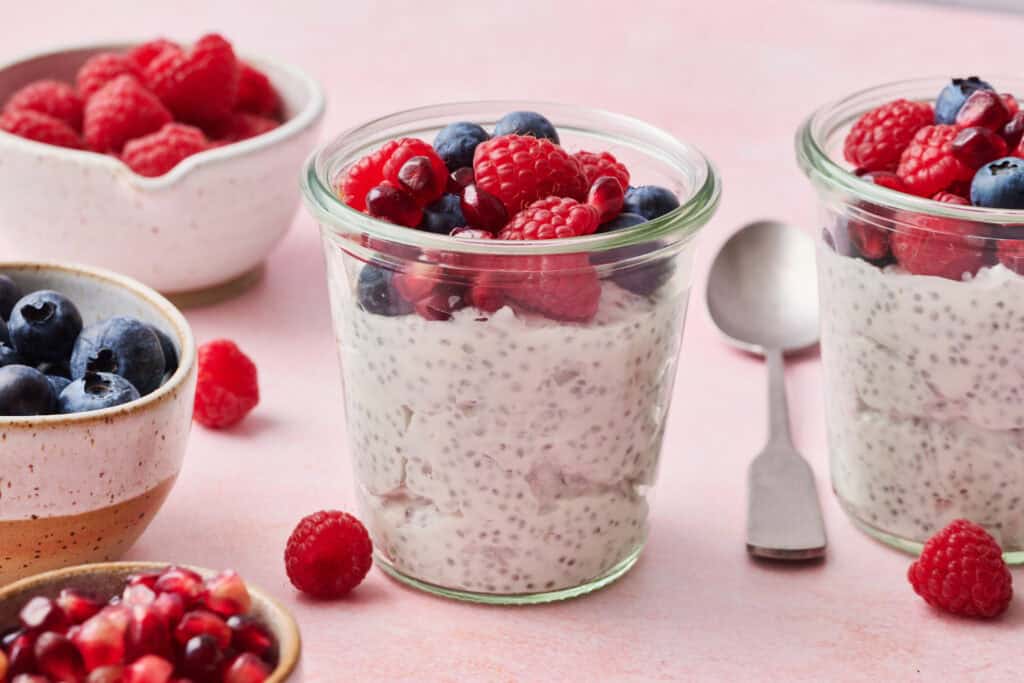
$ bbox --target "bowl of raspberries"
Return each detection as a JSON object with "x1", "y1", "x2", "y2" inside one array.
[{"x1": 0, "y1": 34, "x2": 324, "y2": 300}]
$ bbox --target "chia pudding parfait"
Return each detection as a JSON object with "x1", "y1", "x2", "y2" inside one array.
[
  {"x1": 797, "y1": 78, "x2": 1024, "y2": 561},
  {"x1": 301, "y1": 101, "x2": 719, "y2": 603}
]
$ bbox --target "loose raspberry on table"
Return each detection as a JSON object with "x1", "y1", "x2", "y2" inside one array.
[
  {"x1": 907, "y1": 519, "x2": 1012, "y2": 618},
  {"x1": 194, "y1": 339, "x2": 259, "y2": 429},
  {"x1": 473, "y1": 134, "x2": 588, "y2": 213},
  {"x1": 4, "y1": 80, "x2": 83, "y2": 131},
  {"x1": 76, "y1": 53, "x2": 143, "y2": 101},
  {"x1": 0, "y1": 109, "x2": 81, "y2": 149},
  {"x1": 234, "y1": 61, "x2": 280, "y2": 118},
  {"x1": 498, "y1": 196, "x2": 600, "y2": 240},
  {"x1": 143, "y1": 33, "x2": 238, "y2": 128},
  {"x1": 380, "y1": 138, "x2": 448, "y2": 205},
  {"x1": 336, "y1": 139, "x2": 401, "y2": 211},
  {"x1": 285, "y1": 510, "x2": 372, "y2": 599},
  {"x1": 896, "y1": 124, "x2": 976, "y2": 197},
  {"x1": 573, "y1": 150, "x2": 630, "y2": 189},
  {"x1": 121, "y1": 123, "x2": 209, "y2": 177},
  {"x1": 843, "y1": 99, "x2": 933, "y2": 173},
  {"x1": 82, "y1": 75, "x2": 172, "y2": 152}
]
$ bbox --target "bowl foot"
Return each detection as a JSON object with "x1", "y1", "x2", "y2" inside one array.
[{"x1": 164, "y1": 263, "x2": 265, "y2": 309}]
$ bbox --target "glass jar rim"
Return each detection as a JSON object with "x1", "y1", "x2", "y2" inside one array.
[
  {"x1": 796, "y1": 76, "x2": 1024, "y2": 226},
  {"x1": 301, "y1": 100, "x2": 721, "y2": 256}
]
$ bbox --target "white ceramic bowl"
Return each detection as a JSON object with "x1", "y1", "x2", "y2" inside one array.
[
  {"x1": 0, "y1": 262, "x2": 197, "y2": 586},
  {"x1": 0, "y1": 43, "x2": 325, "y2": 299}
]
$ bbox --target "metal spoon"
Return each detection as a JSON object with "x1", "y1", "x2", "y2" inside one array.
[{"x1": 706, "y1": 220, "x2": 827, "y2": 560}]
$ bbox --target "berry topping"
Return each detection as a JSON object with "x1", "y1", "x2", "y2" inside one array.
[
  {"x1": 950, "y1": 126, "x2": 1007, "y2": 169},
  {"x1": 0, "y1": 109, "x2": 82, "y2": 149},
  {"x1": 574, "y1": 150, "x2": 630, "y2": 189},
  {"x1": 493, "y1": 110, "x2": 559, "y2": 143},
  {"x1": 622, "y1": 185, "x2": 680, "y2": 220},
  {"x1": 336, "y1": 139, "x2": 400, "y2": 212},
  {"x1": 433, "y1": 121, "x2": 490, "y2": 171},
  {"x1": 932, "y1": 191, "x2": 970, "y2": 205},
  {"x1": 955, "y1": 89, "x2": 1010, "y2": 131},
  {"x1": 76, "y1": 53, "x2": 143, "y2": 101},
  {"x1": 284, "y1": 510, "x2": 373, "y2": 599},
  {"x1": 4, "y1": 80, "x2": 83, "y2": 131},
  {"x1": 890, "y1": 214, "x2": 988, "y2": 280},
  {"x1": 0, "y1": 366, "x2": 52, "y2": 416},
  {"x1": 907, "y1": 519, "x2": 1012, "y2": 618},
  {"x1": 597, "y1": 212, "x2": 646, "y2": 234},
  {"x1": 58, "y1": 372, "x2": 141, "y2": 414},
  {"x1": 142, "y1": 34, "x2": 239, "y2": 127},
  {"x1": 1002, "y1": 111, "x2": 1024, "y2": 150},
  {"x1": 193, "y1": 339, "x2": 259, "y2": 429},
  {"x1": 365, "y1": 184, "x2": 423, "y2": 227},
  {"x1": 447, "y1": 166, "x2": 475, "y2": 193},
  {"x1": 935, "y1": 77, "x2": 994, "y2": 125},
  {"x1": 587, "y1": 176, "x2": 625, "y2": 223},
  {"x1": 472, "y1": 134, "x2": 588, "y2": 213},
  {"x1": 843, "y1": 99, "x2": 934, "y2": 172},
  {"x1": 419, "y1": 194, "x2": 467, "y2": 234},
  {"x1": 498, "y1": 196, "x2": 600, "y2": 240},
  {"x1": 896, "y1": 125, "x2": 976, "y2": 197},
  {"x1": 459, "y1": 183, "x2": 508, "y2": 231},
  {"x1": 71, "y1": 316, "x2": 166, "y2": 395},
  {"x1": 502, "y1": 254, "x2": 601, "y2": 322},
  {"x1": 234, "y1": 62, "x2": 280, "y2": 118},
  {"x1": 970, "y1": 156, "x2": 1024, "y2": 209},
  {"x1": 356, "y1": 264, "x2": 414, "y2": 317},
  {"x1": 83, "y1": 75, "x2": 172, "y2": 153},
  {"x1": 8, "y1": 290, "x2": 83, "y2": 364},
  {"x1": 379, "y1": 139, "x2": 449, "y2": 206},
  {"x1": 450, "y1": 227, "x2": 495, "y2": 239},
  {"x1": 121, "y1": 123, "x2": 209, "y2": 177}
]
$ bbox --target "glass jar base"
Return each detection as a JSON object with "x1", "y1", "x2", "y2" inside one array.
[
  {"x1": 839, "y1": 499, "x2": 1024, "y2": 565},
  {"x1": 374, "y1": 546, "x2": 644, "y2": 605}
]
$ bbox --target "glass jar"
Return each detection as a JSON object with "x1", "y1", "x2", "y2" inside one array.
[
  {"x1": 797, "y1": 78, "x2": 1024, "y2": 562},
  {"x1": 301, "y1": 101, "x2": 720, "y2": 603}
]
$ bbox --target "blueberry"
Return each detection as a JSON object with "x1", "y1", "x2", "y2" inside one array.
[
  {"x1": 935, "y1": 76, "x2": 994, "y2": 125},
  {"x1": 0, "y1": 275, "x2": 22, "y2": 321},
  {"x1": 493, "y1": 111, "x2": 559, "y2": 144},
  {"x1": 58, "y1": 372, "x2": 140, "y2": 414},
  {"x1": 70, "y1": 317, "x2": 165, "y2": 395},
  {"x1": 0, "y1": 318, "x2": 7, "y2": 346},
  {"x1": 151, "y1": 326, "x2": 179, "y2": 376},
  {"x1": 357, "y1": 264, "x2": 414, "y2": 317},
  {"x1": 433, "y1": 122, "x2": 490, "y2": 171},
  {"x1": 0, "y1": 342, "x2": 25, "y2": 368},
  {"x1": 36, "y1": 359, "x2": 70, "y2": 378},
  {"x1": 970, "y1": 157, "x2": 1024, "y2": 208},
  {"x1": 8, "y1": 290, "x2": 83, "y2": 364},
  {"x1": 46, "y1": 374, "x2": 71, "y2": 402},
  {"x1": 623, "y1": 186, "x2": 680, "y2": 220},
  {"x1": 420, "y1": 194, "x2": 467, "y2": 234},
  {"x1": 0, "y1": 364, "x2": 54, "y2": 416},
  {"x1": 610, "y1": 245, "x2": 675, "y2": 297},
  {"x1": 596, "y1": 212, "x2": 647, "y2": 234}
]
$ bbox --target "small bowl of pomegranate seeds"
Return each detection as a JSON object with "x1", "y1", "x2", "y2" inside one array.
[
  {"x1": 797, "y1": 77, "x2": 1024, "y2": 562},
  {"x1": 0, "y1": 35, "x2": 325, "y2": 302},
  {"x1": 0, "y1": 562, "x2": 300, "y2": 682},
  {"x1": 0, "y1": 262, "x2": 196, "y2": 586}
]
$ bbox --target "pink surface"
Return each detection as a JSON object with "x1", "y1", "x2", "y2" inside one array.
[{"x1": 4, "y1": 1, "x2": 1023, "y2": 680}]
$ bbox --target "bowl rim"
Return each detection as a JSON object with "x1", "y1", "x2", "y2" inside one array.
[
  {"x1": 0, "y1": 40, "x2": 326, "y2": 190},
  {"x1": 0, "y1": 561, "x2": 301, "y2": 683},
  {"x1": 0, "y1": 260, "x2": 196, "y2": 426}
]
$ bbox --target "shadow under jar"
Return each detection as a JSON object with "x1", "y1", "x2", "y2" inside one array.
[
  {"x1": 797, "y1": 78, "x2": 1024, "y2": 562},
  {"x1": 302, "y1": 102, "x2": 720, "y2": 603}
]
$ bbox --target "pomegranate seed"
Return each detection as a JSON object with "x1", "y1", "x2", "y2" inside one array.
[
  {"x1": 226, "y1": 616, "x2": 276, "y2": 661},
  {"x1": 199, "y1": 571, "x2": 252, "y2": 618},
  {"x1": 173, "y1": 611, "x2": 230, "y2": 650},
  {"x1": 123, "y1": 655, "x2": 173, "y2": 683},
  {"x1": 2, "y1": 627, "x2": 21, "y2": 649},
  {"x1": 96, "y1": 605, "x2": 132, "y2": 632},
  {"x1": 365, "y1": 185, "x2": 423, "y2": 227},
  {"x1": 956, "y1": 89, "x2": 1011, "y2": 131},
  {"x1": 57, "y1": 589, "x2": 103, "y2": 625},
  {"x1": 460, "y1": 184, "x2": 507, "y2": 230},
  {"x1": 396, "y1": 156, "x2": 438, "y2": 203},
  {"x1": 153, "y1": 568, "x2": 204, "y2": 604},
  {"x1": 151, "y1": 593, "x2": 185, "y2": 629},
  {"x1": 179, "y1": 635, "x2": 223, "y2": 681},
  {"x1": 87, "y1": 665, "x2": 126, "y2": 683},
  {"x1": 447, "y1": 167, "x2": 475, "y2": 194},
  {"x1": 34, "y1": 631, "x2": 85, "y2": 682},
  {"x1": 587, "y1": 176, "x2": 625, "y2": 223},
  {"x1": 127, "y1": 573, "x2": 161, "y2": 591},
  {"x1": 450, "y1": 227, "x2": 494, "y2": 239},
  {"x1": 11, "y1": 675, "x2": 50, "y2": 683},
  {"x1": 126, "y1": 606, "x2": 172, "y2": 661},
  {"x1": 7, "y1": 633, "x2": 37, "y2": 675},
  {"x1": 1002, "y1": 111, "x2": 1024, "y2": 150},
  {"x1": 0, "y1": 649, "x2": 7, "y2": 680},
  {"x1": 392, "y1": 262, "x2": 441, "y2": 304},
  {"x1": 123, "y1": 584, "x2": 157, "y2": 608},
  {"x1": 952, "y1": 126, "x2": 1008, "y2": 168},
  {"x1": 860, "y1": 171, "x2": 905, "y2": 192},
  {"x1": 468, "y1": 280, "x2": 505, "y2": 313},
  {"x1": 73, "y1": 611, "x2": 127, "y2": 671},
  {"x1": 846, "y1": 220, "x2": 890, "y2": 260},
  {"x1": 223, "y1": 653, "x2": 270, "y2": 683},
  {"x1": 20, "y1": 596, "x2": 68, "y2": 632}
]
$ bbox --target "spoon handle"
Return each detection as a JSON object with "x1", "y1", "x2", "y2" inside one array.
[{"x1": 766, "y1": 347, "x2": 793, "y2": 448}]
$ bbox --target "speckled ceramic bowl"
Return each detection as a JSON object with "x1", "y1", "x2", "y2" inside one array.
[
  {"x1": 0, "y1": 562, "x2": 301, "y2": 681},
  {"x1": 0, "y1": 42, "x2": 325, "y2": 303},
  {"x1": 0, "y1": 263, "x2": 196, "y2": 586}
]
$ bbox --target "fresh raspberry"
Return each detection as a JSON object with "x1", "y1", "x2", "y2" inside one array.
[
  {"x1": 907, "y1": 519, "x2": 1012, "y2": 618},
  {"x1": 844, "y1": 99, "x2": 933, "y2": 173},
  {"x1": 121, "y1": 123, "x2": 209, "y2": 177},
  {"x1": 83, "y1": 75, "x2": 172, "y2": 152},
  {"x1": 932, "y1": 191, "x2": 970, "y2": 205},
  {"x1": 890, "y1": 213, "x2": 989, "y2": 280},
  {"x1": 284, "y1": 510, "x2": 372, "y2": 599},
  {"x1": 211, "y1": 112, "x2": 279, "y2": 142},
  {"x1": 234, "y1": 61, "x2": 280, "y2": 118},
  {"x1": 127, "y1": 39, "x2": 179, "y2": 70},
  {"x1": 194, "y1": 339, "x2": 259, "y2": 429},
  {"x1": 4, "y1": 80, "x2": 83, "y2": 131},
  {"x1": 473, "y1": 134, "x2": 588, "y2": 213},
  {"x1": 997, "y1": 239, "x2": 1024, "y2": 275},
  {"x1": 498, "y1": 196, "x2": 599, "y2": 240},
  {"x1": 573, "y1": 150, "x2": 630, "y2": 189},
  {"x1": 335, "y1": 139, "x2": 400, "y2": 211},
  {"x1": 897, "y1": 125, "x2": 976, "y2": 197},
  {"x1": 76, "y1": 53, "x2": 143, "y2": 101},
  {"x1": 502, "y1": 254, "x2": 601, "y2": 322},
  {"x1": 143, "y1": 33, "x2": 239, "y2": 127},
  {"x1": 381, "y1": 138, "x2": 448, "y2": 205},
  {"x1": 0, "y1": 109, "x2": 81, "y2": 149}
]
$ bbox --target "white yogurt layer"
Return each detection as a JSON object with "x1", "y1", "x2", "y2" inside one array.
[
  {"x1": 328, "y1": 260, "x2": 688, "y2": 594},
  {"x1": 818, "y1": 246, "x2": 1024, "y2": 547}
]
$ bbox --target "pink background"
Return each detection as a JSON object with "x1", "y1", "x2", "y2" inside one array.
[{"x1": 4, "y1": 1, "x2": 1023, "y2": 680}]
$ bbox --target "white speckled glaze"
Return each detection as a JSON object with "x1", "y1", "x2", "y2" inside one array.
[
  {"x1": 0, "y1": 262, "x2": 196, "y2": 584},
  {"x1": 0, "y1": 43, "x2": 325, "y2": 295}
]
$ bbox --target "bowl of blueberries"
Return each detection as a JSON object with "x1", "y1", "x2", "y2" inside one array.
[{"x1": 0, "y1": 262, "x2": 196, "y2": 586}]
